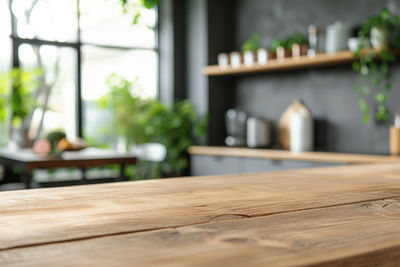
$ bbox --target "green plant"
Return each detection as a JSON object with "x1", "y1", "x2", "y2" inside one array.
[
  {"x1": 0, "y1": 68, "x2": 42, "y2": 135},
  {"x1": 272, "y1": 33, "x2": 308, "y2": 52},
  {"x1": 242, "y1": 33, "x2": 262, "y2": 52},
  {"x1": 287, "y1": 33, "x2": 308, "y2": 48},
  {"x1": 359, "y1": 8, "x2": 398, "y2": 39},
  {"x1": 353, "y1": 8, "x2": 400, "y2": 124},
  {"x1": 118, "y1": 0, "x2": 159, "y2": 25},
  {"x1": 99, "y1": 74, "x2": 207, "y2": 177},
  {"x1": 271, "y1": 38, "x2": 289, "y2": 52}
]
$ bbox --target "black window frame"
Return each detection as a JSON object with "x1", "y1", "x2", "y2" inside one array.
[{"x1": 7, "y1": 0, "x2": 159, "y2": 137}]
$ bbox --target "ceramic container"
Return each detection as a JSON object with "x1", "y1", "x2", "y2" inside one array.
[
  {"x1": 276, "y1": 46, "x2": 291, "y2": 61},
  {"x1": 290, "y1": 112, "x2": 313, "y2": 153},
  {"x1": 347, "y1": 37, "x2": 368, "y2": 52},
  {"x1": 217, "y1": 53, "x2": 229, "y2": 68},
  {"x1": 257, "y1": 48, "x2": 268, "y2": 65},
  {"x1": 370, "y1": 27, "x2": 389, "y2": 50},
  {"x1": 247, "y1": 117, "x2": 271, "y2": 148},
  {"x1": 230, "y1": 52, "x2": 242, "y2": 68},
  {"x1": 243, "y1": 51, "x2": 257, "y2": 66},
  {"x1": 292, "y1": 44, "x2": 309, "y2": 59},
  {"x1": 325, "y1": 21, "x2": 351, "y2": 54}
]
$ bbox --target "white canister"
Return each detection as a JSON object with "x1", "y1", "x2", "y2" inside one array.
[
  {"x1": 257, "y1": 48, "x2": 268, "y2": 65},
  {"x1": 217, "y1": 53, "x2": 229, "y2": 68},
  {"x1": 247, "y1": 117, "x2": 270, "y2": 148},
  {"x1": 230, "y1": 52, "x2": 242, "y2": 68},
  {"x1": 290, "y1": 113, "x2": 313, "y2": 152},
  {"x1": 243, "y1": 51, "x2": 256, "y2": 66},
  {"x1": 325, "y1": 21, "x2": 351, "y2": 54}
]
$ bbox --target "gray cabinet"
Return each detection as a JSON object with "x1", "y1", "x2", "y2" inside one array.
[{"x1": 191, "y1": 155, "x2": 345, "y2": 176}]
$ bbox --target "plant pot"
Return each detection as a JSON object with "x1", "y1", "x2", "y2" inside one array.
[
  {"x1": 230, "y1": 52, "x2": 242, "y2": 68},
  {"x1": 217, "y1": 53, "x2": 230, "y2": 68},
  {"x1": 268, "y1": 50, "x2": 276, "y2": 60},
  {"x1": 370, "y1": 27, "x2": 389, "y2": 50},
  {"x1": 257, "y1": 49, "x2": 268, "y2": 65},
  {"x1": 276, "y1": 46, "x2": 291, "y2": 61},
  {"x1": 347, "y1": 37, "x2": 369, "y2": 52},
  {"x1": 292, "y1": 44, "x2": 309, "y2": 59},
  {"x1": 243, "y1": 51, "x2": 257, "y2": 66},
  {"x1": 301, "y1": 44, "x2": 309, "y2": 55}
]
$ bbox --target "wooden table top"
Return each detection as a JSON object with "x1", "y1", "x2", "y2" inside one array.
[
  {"x1": 2, "y1": 163, "x2": 400, "y2": 266},
  {"x1": 189, "y1": 146, "x2": 400, "y2": 164}
]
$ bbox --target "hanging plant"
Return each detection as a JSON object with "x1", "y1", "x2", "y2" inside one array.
[{"x1": 352, "y1": 8, "x2": 400, "y2": 124}]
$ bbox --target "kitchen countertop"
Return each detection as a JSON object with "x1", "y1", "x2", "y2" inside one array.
[
  {"x1": 2, "y1": 163, "x2": 400, "y2": 266},
  {"x1": 189, "y1": 146, "x2": 400, "y2": 164}
]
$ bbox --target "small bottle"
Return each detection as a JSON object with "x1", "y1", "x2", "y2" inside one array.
[{"x1": 308, "y1": 25, "x2": 318, "y2": 57}]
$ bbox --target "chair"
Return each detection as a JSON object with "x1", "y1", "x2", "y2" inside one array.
[{"x1": 130, "y1": 143, "x2": 167, "y2": 179}]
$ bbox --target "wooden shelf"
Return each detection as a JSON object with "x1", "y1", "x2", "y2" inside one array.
[
  {"x1": 188, "y1": 146, "x2": 400, "y2": 164},
  {"x1": 204, "y1": 50, "x2": 356, "y2": 76}
]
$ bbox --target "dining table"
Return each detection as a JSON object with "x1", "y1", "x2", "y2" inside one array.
[
  {"x1": 2, "y1": 163, "x2": 400, "y2": 266},
  {"x1": 0, "y1": 148, "x2": 137, "y2": 189}
]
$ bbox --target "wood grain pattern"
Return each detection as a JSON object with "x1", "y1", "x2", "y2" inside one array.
[
  {"x1": 188, "y1": 146, "x2": 400, "y2": 164},
  {"x1": 3, "y1": 199, "x2": 400, "y2": 267},
  {"x1": 204, "y1": 50, "x2": 356, "y2": 76},
  {"x1": 2, "y1": 163, "x2": 400, "y2": 266}
]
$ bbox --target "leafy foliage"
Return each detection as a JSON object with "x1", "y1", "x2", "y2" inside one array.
[
  {"x1": 272, "y1": 33, "x2": 308, "y2": 52},
  {"x1": 0, "y1": 68, "x2": 42, "y2": 128},
  {"x1": 353, "y1": 8, "x2": 400, "y2": 124},
  {"x1": 99, "y1": 74, "x2": 207, "y2": 177},
  {"x1": 118, "y1": 0, "x2": 159, "y2": 25},
  {"x1": 359, "y1": 8, "x2": 398, "y2": 38},
  {"x1": 242, "y1": 33, "x2": 262, "y2": 52}
]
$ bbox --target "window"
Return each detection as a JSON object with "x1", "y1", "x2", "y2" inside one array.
[{"x1": 2, "y1": 0, "x2": 158, "y2": 144}]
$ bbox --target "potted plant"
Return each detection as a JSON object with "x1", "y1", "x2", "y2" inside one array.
[
  {"x1": 352, "y1": 8, "x2": 400, "y2": 124},
  {"x1": 99, "y1": 74, "x2": 207, "y2": 177},
  {"x1": 361, "y1": 8, "x2": 397, "y2": 50},
  {"x1": 288, "y1": 33, "x2": 309, "y2": 58},
  {"x1": 242, "y1": 33, "x2": 261, "y2": 66},
  {"x1": 272, "y1": 38, "x2": 291, "y2": 61}
]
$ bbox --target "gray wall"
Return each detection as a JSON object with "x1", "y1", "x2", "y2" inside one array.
[{"x1": 233, "y1": 0, "x2": 400, "y2": 154}]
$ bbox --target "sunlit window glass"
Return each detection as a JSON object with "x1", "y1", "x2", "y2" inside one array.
[
  {"x1": 11, "y1": 0, "x2": 78, "y2": 42},
  {"x1": 4, "y1": 0, "x2": 158, "y2": 145}
]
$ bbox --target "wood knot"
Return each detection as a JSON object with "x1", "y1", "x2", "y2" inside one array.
[{"x1": 361, "y1": 199, "x2": 400, "y2": 217}]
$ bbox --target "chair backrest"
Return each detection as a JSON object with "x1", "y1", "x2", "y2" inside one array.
[{"x1": 130, "y1": 143, "x2": 167, "y2": 162}]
